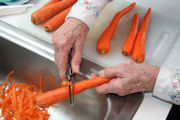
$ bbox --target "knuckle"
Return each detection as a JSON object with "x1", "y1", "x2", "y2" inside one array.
[
  {"x1": 116, "y1": 81, "x2": 125, "y2": 95},
  {"x1": 52, "y1": 36, "x2": 58, "y2": 45},
  {"x1": 59, "y1": 40, "x2": 67, "y2": 47}
]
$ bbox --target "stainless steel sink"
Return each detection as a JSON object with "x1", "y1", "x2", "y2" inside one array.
[{"x1": 0, "y1": 20, "x2": 143, "y2": 120}]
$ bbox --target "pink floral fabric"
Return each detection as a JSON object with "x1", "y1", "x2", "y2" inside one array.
[{"x1": 169, "y1": 73, "x2": 180, "y2": 103}]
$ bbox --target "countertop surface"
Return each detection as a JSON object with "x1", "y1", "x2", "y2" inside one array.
[{"x1": 1, "y1": 0, "x2": 180, "y2": 120}]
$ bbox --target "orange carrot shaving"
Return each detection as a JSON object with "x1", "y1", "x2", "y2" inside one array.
[
  {"x1": 61, "y1": 81, "x2": 73, "y2": 87},
  {"x1": 40, "y1": 75, "x2": 43, "y2": 94},
  {"x1": 49, "y1": 76, "x2": 55, "y2": 83},
  {"x1": 0, "y1": 71, "x2": 50, "y2": 120}
]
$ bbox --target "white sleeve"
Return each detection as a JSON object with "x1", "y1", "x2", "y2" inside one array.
[
  {"x1": 153, "y1": 67, "x2": 180, "y2": 105},
  {"x1": 66, "y1": 0, "x2": 111, "y2": 29}
]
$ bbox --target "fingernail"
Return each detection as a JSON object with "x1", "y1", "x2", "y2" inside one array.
[
  {"x1": 74, "y1": 65, "x2": 79, "y2": 73},
  {"x1": 99, "y1": 70, "x2": 105, "y2": 77}
]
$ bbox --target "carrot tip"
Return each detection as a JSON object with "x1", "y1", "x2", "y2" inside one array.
[
  {"x1": 122, "y1": 51, "x2": 128, "y2": 56},
  {"x1": 99, "y1": 50, "x2": 106, "y2": 56},
  {"x1": 31, "y1": 16, "x2": 37, "y2": 24},
  {"x1": 44, "y1": 26, "x2": 50, "y2": 32},
  {"x1": 135, "y1": 58, "x2": 143, "y2": 63}
]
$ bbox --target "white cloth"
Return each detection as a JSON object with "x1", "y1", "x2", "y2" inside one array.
[
  {"x1": 153, "y1": 67, "x2": 180, "y2": 105},
  {"x1": 66, "y1": 0, "x2": 111, "y2": 29}
]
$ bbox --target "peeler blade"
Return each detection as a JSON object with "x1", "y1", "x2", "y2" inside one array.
[{"x1": 66, "y1": 49, "x2": 75, "y2": 106}]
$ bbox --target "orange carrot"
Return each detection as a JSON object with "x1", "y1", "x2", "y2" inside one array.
[
  {"x1": 44, "y1": 6, "x2": 72, "y2": 32},
  {"x1": 132, "y1": 8, "x2": 151, "y2": 63},
  {"x1": 31, "y1": 0, "x2": 77, "y2": 25},
  {"x1": 37, "y1": 77, "x2": 111, "y2": 108},
  {"x1": 122, "y1": 13, "x2": 139, "y2": 56},
  {"x1": 31, "y1": 0, "x2": 61, "y2": 24},
  {"x1": 96, "y1": 3, "x2": 136, "y2": 55}
]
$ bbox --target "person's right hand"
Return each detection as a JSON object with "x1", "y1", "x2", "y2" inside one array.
[{"x1": 53, "y1": 18, "x2": 89, "y2": 80}]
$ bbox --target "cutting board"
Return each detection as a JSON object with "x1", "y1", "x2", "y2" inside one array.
[{"x1": 3, "y1": 0, "x2": 179, "y2": 67}]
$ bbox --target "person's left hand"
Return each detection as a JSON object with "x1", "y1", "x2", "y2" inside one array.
[{"x1": 92, "y1": 61, "x2": 160, "y2": 96}]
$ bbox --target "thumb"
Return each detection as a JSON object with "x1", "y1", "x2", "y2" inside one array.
[{"x1": 124, "y1": 60, "x2": 134, "y2": 64}]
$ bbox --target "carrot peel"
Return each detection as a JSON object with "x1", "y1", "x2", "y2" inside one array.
[
  {"x1": 61, "y1": 81, "x2": 73, "y2": 87},
  {"x1": 0, "y1": 72, "x2": 50, "y2": 120}
]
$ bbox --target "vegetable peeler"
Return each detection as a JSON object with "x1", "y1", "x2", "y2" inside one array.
[{"x1": 65, "y1": 49, "x2": 75, "y2": 106}]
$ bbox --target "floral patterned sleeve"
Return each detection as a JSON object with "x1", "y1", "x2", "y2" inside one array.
[
  {"x1": 66, "y1": 0, "x2": 112, "y2": 29},
  {"x1": 153, "y1": 67, "x2": 180, "y2": 105}
]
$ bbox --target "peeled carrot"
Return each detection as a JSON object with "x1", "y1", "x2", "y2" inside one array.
[
  {"x1": 122, "y1": 13, "x2": 139, "y2": 56},
  {"x1": 31, "y1": 0, "x2": 60, "y2": 24},
  {"x1": 37, "y1": 77, "x2": 111, "y2": 108},
  {"x1": 44, "y1": 6, "x2": 72, "y2": 32},
  {"x1": 132, "y1": 8, "x2": 151, "y2": 63},
  {"x1": 96, "y1": 3, "x2": 136, "y2": 55},
  {"x1": 31, "y1": 0, "x2": 77, "y2": 25}
]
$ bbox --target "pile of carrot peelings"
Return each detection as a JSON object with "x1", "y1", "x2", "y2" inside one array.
[{"x1": 0, "y1": 71, "x2": 50, "y2": 120}]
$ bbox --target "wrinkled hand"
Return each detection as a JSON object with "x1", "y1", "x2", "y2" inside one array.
[
  {"x1": 92, "y1": 61, "x2": 160, "y2": 96},
  {"x1": 53, "y1": 18, "x2": 89, "y2": 80}
]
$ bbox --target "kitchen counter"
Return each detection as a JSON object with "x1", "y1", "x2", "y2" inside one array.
[{"x1": 1, "y1": 0, "x2": 180, "y2": 119}]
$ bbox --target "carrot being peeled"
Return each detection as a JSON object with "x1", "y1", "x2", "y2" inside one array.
[
  {"x1": 37, "y1": 77, "x2": 111, "y2": 108},
  {"x1": 122, "y1": 13, "x2": 139, "y2": 56},
  {"x1": 31, "y1": 0, "x2": 77, "y2": 25},
  {"x1": 44, "y1": 6, "x2": 72, "y2": 32},
  {"x1": 96, "y1": 3, "x2": 136, "y2": 55},
  {"x1": 132, "y1": 8, "x2": 151, "y2": 63}
]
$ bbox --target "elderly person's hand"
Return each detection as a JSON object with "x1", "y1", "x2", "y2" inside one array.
[
  {"x1": 53, "y1": 18, "x2": 89, "y2": 80},
  {"x1": 92, "y1": 61, "x2": 160, "y2": 96}
]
